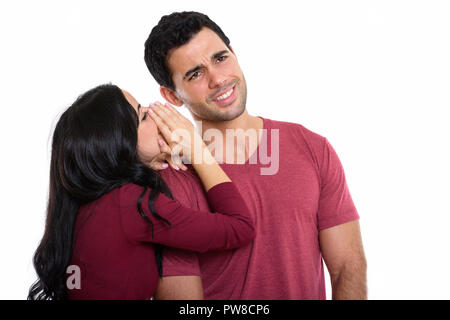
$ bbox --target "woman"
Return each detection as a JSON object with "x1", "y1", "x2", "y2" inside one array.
[{"x1": 28, "y1": 84, "x2": 255, "y2": 300}]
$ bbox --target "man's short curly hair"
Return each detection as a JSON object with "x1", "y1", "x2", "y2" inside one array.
[{"x1": 144, "y1": 11, "x2": 231, "y2": 90}]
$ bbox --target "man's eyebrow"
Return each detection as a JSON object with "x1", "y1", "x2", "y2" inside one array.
[
  {"x1": 183, "y1": 65, "x2": 203, "y2": 80},
  {"x1": 183, "y1": 49, "x2": 231, "y2": 80},
  {"x1": 212, "y1": 50, "x2": 229, "y2": 60}
]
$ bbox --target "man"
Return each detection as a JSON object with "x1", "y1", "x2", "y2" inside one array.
[{"x1": 144, "y1": 11, "x2": 367, "y2": 299}]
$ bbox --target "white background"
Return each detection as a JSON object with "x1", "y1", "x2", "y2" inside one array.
[{"x1": 1, "y1": 0, "x2": 449, "y2": 300}]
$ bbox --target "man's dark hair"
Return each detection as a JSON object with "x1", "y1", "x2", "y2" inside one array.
[{"x1": 144, "y1": 11, "x2": 231, "y2": 90}]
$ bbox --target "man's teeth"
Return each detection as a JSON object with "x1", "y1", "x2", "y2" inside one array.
[{"x1": 215, "y1": 87, "x2": 234, "y2": 101}]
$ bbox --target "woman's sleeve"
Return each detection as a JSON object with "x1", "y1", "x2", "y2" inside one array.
[{"x1": 118, "y1": 182, "x2": 255, "y2": 252}]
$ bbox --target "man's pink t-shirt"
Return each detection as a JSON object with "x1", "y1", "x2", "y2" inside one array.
[{"x1": 159, "y1": 117, "x2": 359, "y2": 299}]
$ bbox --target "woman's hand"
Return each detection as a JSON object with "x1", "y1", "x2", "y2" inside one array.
[
  {"x1": 147, "y1": 102, "x2": 205, "y2": 165},
  {"x1": 148, "y1": 102, "x2": 231, "y2": 192},
  {"x1": 148, "y1": 133, "x2": 188, "y2": 171}
]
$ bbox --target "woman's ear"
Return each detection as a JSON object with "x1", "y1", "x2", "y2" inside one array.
[{"x1": 160, "y1": 86, "x2": 183, "y2": 107}]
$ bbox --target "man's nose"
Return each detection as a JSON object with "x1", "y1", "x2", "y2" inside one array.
[{"x1": 208, "y1": 70, "x2": 226, "y2": 89}]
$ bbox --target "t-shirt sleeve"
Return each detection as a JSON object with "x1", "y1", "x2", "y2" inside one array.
[
  {"x1": 159, "y1": 248, "x2": 201, "y2": 276},
  {"x1": 317, "y1": 138, "x2": 360, "y2": 230},
  {"x1": 119, "y1": 182, "x2": 255, "y2": 252}
]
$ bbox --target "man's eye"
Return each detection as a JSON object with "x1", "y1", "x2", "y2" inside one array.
[
  {"x1": 189, "y1": 71, "x2": 201, "y2": 81},
  {"x1": 217, "y1": 55, "x2": 228, "y2": 63},
  {"x1": 142, "y1": 112, "x2": 148, "y2": 121}
]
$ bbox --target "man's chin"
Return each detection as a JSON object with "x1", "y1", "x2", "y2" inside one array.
[
  {"x1": 188, "y1": 91, "x2": 247, "y2": 122},
  {"x1": 205, "y1": 99, "x2": 240, "y2": 119},
  {"x1": 223, "y1": 105, "x2": 246, "y2": 121}
]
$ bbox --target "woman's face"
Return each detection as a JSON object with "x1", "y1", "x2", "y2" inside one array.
[{"x1": 122, "y1": 89, "x2": 160, "y2": 163}]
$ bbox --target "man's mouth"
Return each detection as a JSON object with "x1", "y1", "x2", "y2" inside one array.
[{"x1": 212, "y1": 85, "x2": 236, "y2": 105}]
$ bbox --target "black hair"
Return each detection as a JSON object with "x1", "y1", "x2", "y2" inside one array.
[
  {"x1": 144, "y1": 11, "x2": 231, "y2": 90},
  {"x1": 28, "y1": 84, "x2": 172, "y2": 300}
]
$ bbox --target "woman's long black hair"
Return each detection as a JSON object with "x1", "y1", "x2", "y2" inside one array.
[{"x1": 28, "y1": 84, "x2": 172, "y2": 300}]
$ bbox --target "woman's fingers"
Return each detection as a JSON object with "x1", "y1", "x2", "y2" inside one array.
[
  {"x1": 148, "y1": 152, "x2": 169, "y2": 171},
  {"x1": 150, "y1": 102, "x2": 177, "y2": 129},
  {"x1": 149, "y1": 105, "x2": 189, "y2": 149},
  {"x1": 150, "y1": 102, "x2": 193, "y2": 132},
  {"x1": 165, "y1": 153, "x2": 188, "y2": 171},
  {"x1": 164, "y1": 103, "x2": 189, "y2": 124},
  {"x1": 148, "y1": 148, "x2": 187, "y2": 171},
  {"x1": 147, "y1": 108, "x2": 174, "y2": 144},
  {"x1": 157, "y1": 136, "x2": 188, "y2": 171},
  {"x1": 149, "y1": 101, "x2": 198, "y2": 164}
]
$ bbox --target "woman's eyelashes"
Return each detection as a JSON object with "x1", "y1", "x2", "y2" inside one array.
[{"x1": 137, "y1": 104, "x2": 149, "y2": 122}]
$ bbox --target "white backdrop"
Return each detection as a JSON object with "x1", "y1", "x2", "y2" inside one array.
[{"x1": 1, "y1": 0, "x2": 449, "y2": 300}]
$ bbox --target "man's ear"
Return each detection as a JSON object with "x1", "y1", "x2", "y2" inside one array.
[{"x1": 160, "y1": 86, "x2": 183, "y2": 107}]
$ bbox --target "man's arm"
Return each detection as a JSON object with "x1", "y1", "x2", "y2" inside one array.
[
  {"x1": 154, "y1": 276, "x2": 204, "y2": 300},
  {"x1": 154, "y1": 167, "x2": 207, "y2": 299},
  {"x1": 319, "y1": 220, "x2": 367, "y2": 299}
]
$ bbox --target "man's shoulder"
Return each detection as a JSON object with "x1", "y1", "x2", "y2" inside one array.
[
  {"x1": 263, "y1": 117, "x2": 326, "y2": 147},
  {"x1": 159, "y1": 166, "x2": 203, "y2": 191},
  {"x1": 159, "y1": 166, "x2": 208, "y2": 209}
]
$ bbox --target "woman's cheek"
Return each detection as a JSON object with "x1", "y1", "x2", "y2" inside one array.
[{"x1": 137, "y1": 129, "x2": 160, "y2": 161}]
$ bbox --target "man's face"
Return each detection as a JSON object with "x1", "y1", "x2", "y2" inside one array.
[{"x1": 167, "y1": 27, "x2": 247, "y2": 122}]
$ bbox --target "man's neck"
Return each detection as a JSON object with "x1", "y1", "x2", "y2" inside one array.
[
  {"x1": 193, "y1": 110, "x2": 262, "y2": 136},
  {"x1": 192, "y1": 110, "x2": 264, "y2": 164}
]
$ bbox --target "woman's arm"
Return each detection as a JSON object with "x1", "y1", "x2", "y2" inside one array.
[
  {"x1": 119, "y1": 182, "x2": 255, "y2": 252},
  {"x1": 118, "y1": 103, "x2": 255, "y2": 252}
]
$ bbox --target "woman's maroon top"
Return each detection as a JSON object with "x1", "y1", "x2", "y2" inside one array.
[{"x1": 67, "y1": 182, "x2": 254, "y2": 299}]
